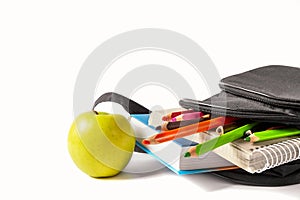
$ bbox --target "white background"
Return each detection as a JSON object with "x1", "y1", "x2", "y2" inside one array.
[{"x1": 1, "y1": 1, "x2": 300, "y2": 200}]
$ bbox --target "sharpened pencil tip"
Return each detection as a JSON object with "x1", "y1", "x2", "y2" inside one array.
[
  {"x1": 171, "y1": 118, "x2": 176, "y2": 122},
  {"x1": 142, "y1": 140, "x2": 150, "y2": 145},
  {"x1": 184, "y1": 152, "x2": 191, "y2": 158}
]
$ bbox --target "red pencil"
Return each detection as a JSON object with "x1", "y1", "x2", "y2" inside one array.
[
  {"x1": 161, "y1": 110, "x2": 194, "y2": 121},
  {"x1": 142, "y1": 116, "x2": 238, "y2": 145}
]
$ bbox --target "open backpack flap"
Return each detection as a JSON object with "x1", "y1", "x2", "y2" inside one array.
[
  {"x1": 219, "y1": 65, "x2": 300, "y2": 110},
  {"x1": 94, "y1": 91, "x2": 300, "y2": 186},
  {"x1": 179, "y1": 92, "x2": 300, "y2": 126},
  {"x1": 179, "y1": 65, "x2": 300, "y2": 126}
]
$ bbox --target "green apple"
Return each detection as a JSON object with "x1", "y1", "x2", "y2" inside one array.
[{"x1": 68, "y1": 111, "x2": 135, "y2": 177}]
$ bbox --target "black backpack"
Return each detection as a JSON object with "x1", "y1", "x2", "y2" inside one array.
[{"x1": 93, "y1": 91, "x2": 300, "y2": 186}]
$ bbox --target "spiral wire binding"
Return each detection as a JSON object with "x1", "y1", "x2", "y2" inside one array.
[
  {"x1": 252, "y1": 138, "x2": 300, "y2": 173},
  {"x1": 272, "y1": 143, "x2": 285, "y2": 164}
]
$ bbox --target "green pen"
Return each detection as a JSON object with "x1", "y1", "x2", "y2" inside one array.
[
  {"x1": 184, "y1": 122, "x2": 259, "y2": 157},
  {"x1": 244, "y1": 128, "x2": 300, "y2": 143}
]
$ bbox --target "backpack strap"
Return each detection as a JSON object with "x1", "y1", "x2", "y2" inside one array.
[
  {"x1": 93, "y1": 92, "x2": 150, "y2": 153},
  {"x1": 93, "y1": 92, "x2": 150, "y2": 115}
]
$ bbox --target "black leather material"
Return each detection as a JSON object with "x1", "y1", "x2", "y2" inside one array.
[
  {"x1": 93, "y1": 92, "x2": 151, "y2": 115},
  {"x1": 179, "y1": 92, "x2": 300, "y2": 125},
  {"x1": 180, "y1": 66, "x2": 300, "y2": 125},
  {"x1": 219, "y1": 65, "x2": 300, "y2": 109}
]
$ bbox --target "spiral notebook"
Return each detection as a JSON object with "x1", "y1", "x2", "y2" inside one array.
[{"x1": 212, "y1": 133, "x2": 300, "y2": 173}]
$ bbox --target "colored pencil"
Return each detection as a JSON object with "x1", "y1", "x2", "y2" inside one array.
[
  {"x1": 215, "y1": 121, "x2": 247, "y2": 135},
  {"x1": 162, "y1": 110, "x2": 195, "y2": 121},
  {"x1": 158, "y1": 115, "x2": 210, "y2": 131},
  {"x1": 185, "y1": 123, "x2": 259, "y2": 157},
  {"x1": 266, "y1": 125, "x2": 286, "y2": 130},
  {"x1": 142, "y1": 116, "x2": 239, "y2": 145},
  {"x1": 244, "y1": 123, "x2": 282, "y2": 136},
  {"x1": 171, "y1": 112, "x2": 207, "y2": 122},
  {"x1": 244, "y1": 128, "x2": 300, "y2": 143},
  {"x1": 184, "y1": 146, "x2": 198, "y2": 158}
]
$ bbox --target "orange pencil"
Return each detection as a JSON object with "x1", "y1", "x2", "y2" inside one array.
[{"x1": 142, "y1": 116, "x2": 238, "y2": 145}]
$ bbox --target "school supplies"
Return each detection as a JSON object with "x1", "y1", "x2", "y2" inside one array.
[
  {"x1": 130, "y1": 111, "x2": 237, "y2": 175},
  {"x1": 94, "y1": 91, "x2": 300, "y2": 186},
  {"x1": 184, "y1": 146, "x2": 197, "y2": 158},
  {"x1": 213, "y1": 133, "x2": 300, "y2": 173},
  {"x1": 142, "y1": 116, "x2": 239, "y2": 145},
  {"x1": 185, "y1": 123, "x2": 259, "y2": 157},
  {"x1": 243, "y1": 123, "x2": 283, "y2": 136},
  {"x1": 170, "y1": 112, "x2": 207, "y2": 122},
  {"x1": 244, "y1": 128, "x2": 300, "y2": 143},
  {"x1": 215, "y1": 121, "x2": 248, "y2": 135},
  {"x1": 162, "y1": 110, "x2": 195, "y2": 121},
  {"x1": 157, "y1": 117, "x2": 209, "y2": 131}
]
